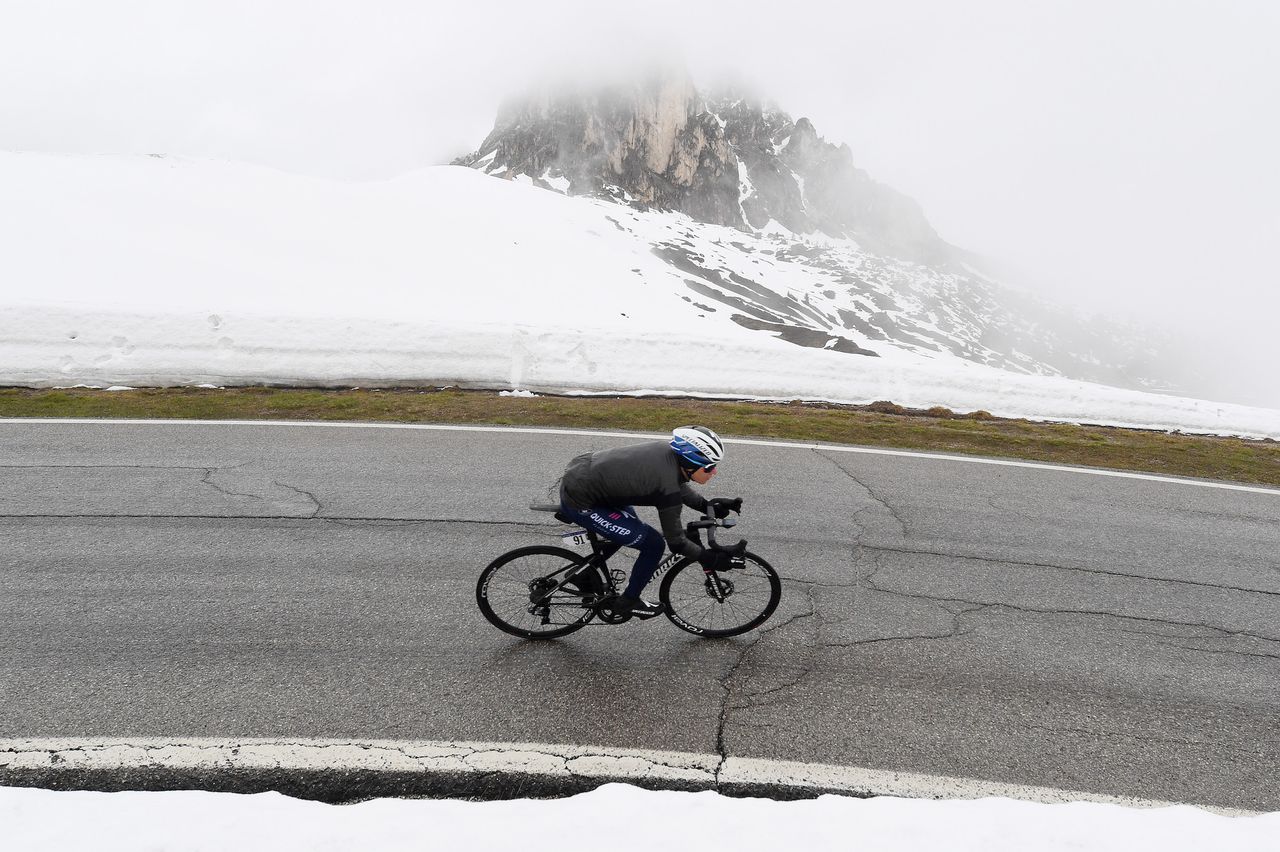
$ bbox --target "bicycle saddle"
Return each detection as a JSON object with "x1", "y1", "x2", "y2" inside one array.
[{"x1": 529, "y1": 503, "x2": 574, "y2": 525}]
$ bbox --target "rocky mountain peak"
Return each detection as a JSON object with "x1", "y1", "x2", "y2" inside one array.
[
  {"x1": 790, "y1": 116, "x2": 819, "y2": 142},
  {"x1": 458, "y1": 68, "x2": 744, "y2": 229},
  {"x1": 455, "y1": 71, "x2": 953, "y2": 265}
]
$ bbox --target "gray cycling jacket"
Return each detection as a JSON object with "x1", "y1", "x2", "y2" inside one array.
[{"x1": 559, "y1": 441, "x2": 708, "y2": 558}]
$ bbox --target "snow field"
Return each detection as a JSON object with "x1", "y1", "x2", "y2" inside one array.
[{"x1": 4, "y1": 151, "x2": 1280, "y2": 439}]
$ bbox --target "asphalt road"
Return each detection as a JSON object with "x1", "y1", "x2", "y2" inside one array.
[{"x1": 1, "y1": 419, "x2": 1277, "y2": 810}]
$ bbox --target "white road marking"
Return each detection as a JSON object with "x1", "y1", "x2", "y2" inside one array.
[
  {"x1": 4, "y1": 418, "x2": 1279, "y2": 497},
  {"x1": 0, "y1": 738, "x2": 1254, "y2": 815}
]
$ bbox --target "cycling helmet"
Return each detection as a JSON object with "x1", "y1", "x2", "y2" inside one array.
[{"x1": 670, "y1": 425, "x2": 725, "y2": 470}]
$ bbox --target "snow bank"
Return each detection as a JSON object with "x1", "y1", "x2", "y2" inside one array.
[
  {"x1": 3, "y1": 151, "x2": 1279, "y2": 439},
  {"x1": 4, "y1": 783, "x2": 1276, "y2": 852},
  {"x1": 8, "y1": 303, "x2": 1279, "y2": 439}
]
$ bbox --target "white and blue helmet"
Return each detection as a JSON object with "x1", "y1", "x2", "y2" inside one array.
[{"x1": 670, "y1": 426, "x2": 725, "y2": 470}]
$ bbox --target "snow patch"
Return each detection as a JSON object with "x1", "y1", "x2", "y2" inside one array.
[
  {"x1": 737, "y1": 156, "x2": 756, "y2": 203},
  {"x1": 540, "y1": 170, "x2": 571, "y2": 194}
]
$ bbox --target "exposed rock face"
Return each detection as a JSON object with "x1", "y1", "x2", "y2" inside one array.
[
  {"x1": 456, "y1": 71, "x2": 953, "y2": 265},
  {"x1": 457, "y1": 70, "x2": 744, "y2": 230},
  {"x1": 777, "y1": 117, "x2": 947, "y2": 264},
  {"x1": 714, "y1": 96, "x2": 810, "y2": 235}
]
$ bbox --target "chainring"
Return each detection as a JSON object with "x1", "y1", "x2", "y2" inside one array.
[{"x1": 593, "y1": 598, "x2": 632, "y2": 625}]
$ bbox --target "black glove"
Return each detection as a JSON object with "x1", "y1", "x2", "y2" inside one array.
[
  {"x1": 697, "y1": 548, "x2": 734, "y2": 572},
  {"x1": 710, "y1": 497, "x2": 743, "y2": 519}
]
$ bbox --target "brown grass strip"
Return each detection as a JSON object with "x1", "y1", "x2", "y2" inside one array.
[{"x1": 2, "y1": 387, "x2": 1278, "y2": 487}]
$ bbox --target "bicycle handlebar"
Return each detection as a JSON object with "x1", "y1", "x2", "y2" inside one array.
[{"x1": 688, "y1": 500, "x2": 746, "y2": 554}]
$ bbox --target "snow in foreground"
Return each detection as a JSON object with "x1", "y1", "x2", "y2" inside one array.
[
  {"x1": 3, "y1": 151, "x2": 1279, "y2": 439},
  {"x1": 4, "y1": 783, "x2": 1276, "y2": 852}
]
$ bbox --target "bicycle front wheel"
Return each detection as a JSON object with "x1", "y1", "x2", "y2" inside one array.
[
  {"x1": 476, "y1": 545, "x2": 597, "y2": 640},
  {"x1": 658, "y1": 551, "x2": 781, "y2": 638}
]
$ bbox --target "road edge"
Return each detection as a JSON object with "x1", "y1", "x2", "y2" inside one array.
[{"x1": 0, "y1": 738, "x2": 1259, "y2": 816}]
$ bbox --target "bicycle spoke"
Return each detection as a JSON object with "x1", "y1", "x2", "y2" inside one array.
[
  {"x1": 478, "y1": 547, "x2": 596, "y2": 638},
  {"x1": 662, "y1": 556, "x2": 780, "y2": 636}
]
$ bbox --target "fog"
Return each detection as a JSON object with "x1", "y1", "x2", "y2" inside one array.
[{"x1": 3, "y1": 0, "x2": 1277, "y2": 406}]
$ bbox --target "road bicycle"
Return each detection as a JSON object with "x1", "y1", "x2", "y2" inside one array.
[{"x1": 476, "y1": 499, "x2": 781, "y2": 639}]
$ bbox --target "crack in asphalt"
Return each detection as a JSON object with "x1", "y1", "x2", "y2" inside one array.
[
  {"x1": 1116, "y1": 632, "x2": 1280, "y2": 661},
  {"x1": 781, "y1": 551, "x2": 1280, "y2": 602},
  {"x1": 854, "y1": 543, "x2": 1280, "y2": 599},
  {"x1": 768, "y1": 456, "x2": 1280, "y2": 660},
  {"x1": 2, "y1": 463, "x2": 325, "y2": 521},
  {"x1": 812, "y1": 449, "x2": 909, "y2": 540},
  {"x1": 711, "y1": 581, "x2": 821, "y2": 781},
  {"x1": 767, "y1": 447, "x2": 1280, "y2": 655},
  {"x1": 736, "y1": 594, "x2": 821, "y2": 711},
  {"x1": 198, "y1": 464, "x2": 259, "y2": 503},
  {"x1": 801, "y1": 450, "x2": 1280, "y2": 600},
  {"x1": 851, "y1": 550, "x2": 1280, "y2": 652},
  {"x1": 783, "y1": 561, "x2": 1280, "y2": 660},
  {"x1": 806, "y1": 550, "x2": 977, "y2": 649},
  {"x1": 198, "y1": 467, "x2": 324, "y2": 522},
  {"x1": 272, "y1": 480, "x2": 323, "y2": 518}
]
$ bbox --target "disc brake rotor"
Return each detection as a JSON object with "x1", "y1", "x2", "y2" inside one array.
[
  {"x1": 528, "y1": 577, "x2": 557, "y2": 604},
  {"x1": 705, "y1": 575, "x2": 735, "y2": 599}
]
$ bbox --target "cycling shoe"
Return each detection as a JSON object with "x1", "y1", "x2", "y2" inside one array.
[{"x1": 610, "y1": 594, "x2": 664, "y2": 619}]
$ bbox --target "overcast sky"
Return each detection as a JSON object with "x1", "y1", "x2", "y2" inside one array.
[{"x1": 3, "y1": 0, "x2": 1278, "y2": 405}]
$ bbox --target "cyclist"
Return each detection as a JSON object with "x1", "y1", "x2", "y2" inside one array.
[{"x1": 558, "y1": 425, "x2": 742, "y2": 617}]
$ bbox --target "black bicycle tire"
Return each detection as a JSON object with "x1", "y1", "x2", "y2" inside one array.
[
  {"x1": 476, "y1": 545, "x2": 598, "y2": 640},
  {"x1": 658, "y1": 551, "x2": 782, "y2": 638}
]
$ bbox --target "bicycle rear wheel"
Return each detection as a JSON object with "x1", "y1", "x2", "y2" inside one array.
[
  {"x1": 476, "y1": 545, "x2": 598, "y2": 639},
  {"x1": 658, "y1": 551, "x2": 781, "y2": 638}
]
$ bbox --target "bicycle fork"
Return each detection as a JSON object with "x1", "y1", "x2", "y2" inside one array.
[{"x1": 651, "y1": 549, "x2": 730, "y2": 603}]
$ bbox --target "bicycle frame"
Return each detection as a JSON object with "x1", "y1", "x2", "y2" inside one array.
[
  {"x1": 528, "y1": 528, "x2": 623, "y2": 606},
  {"x1": 532, "y1": 508, "x2": 742, "y2": 608}
]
